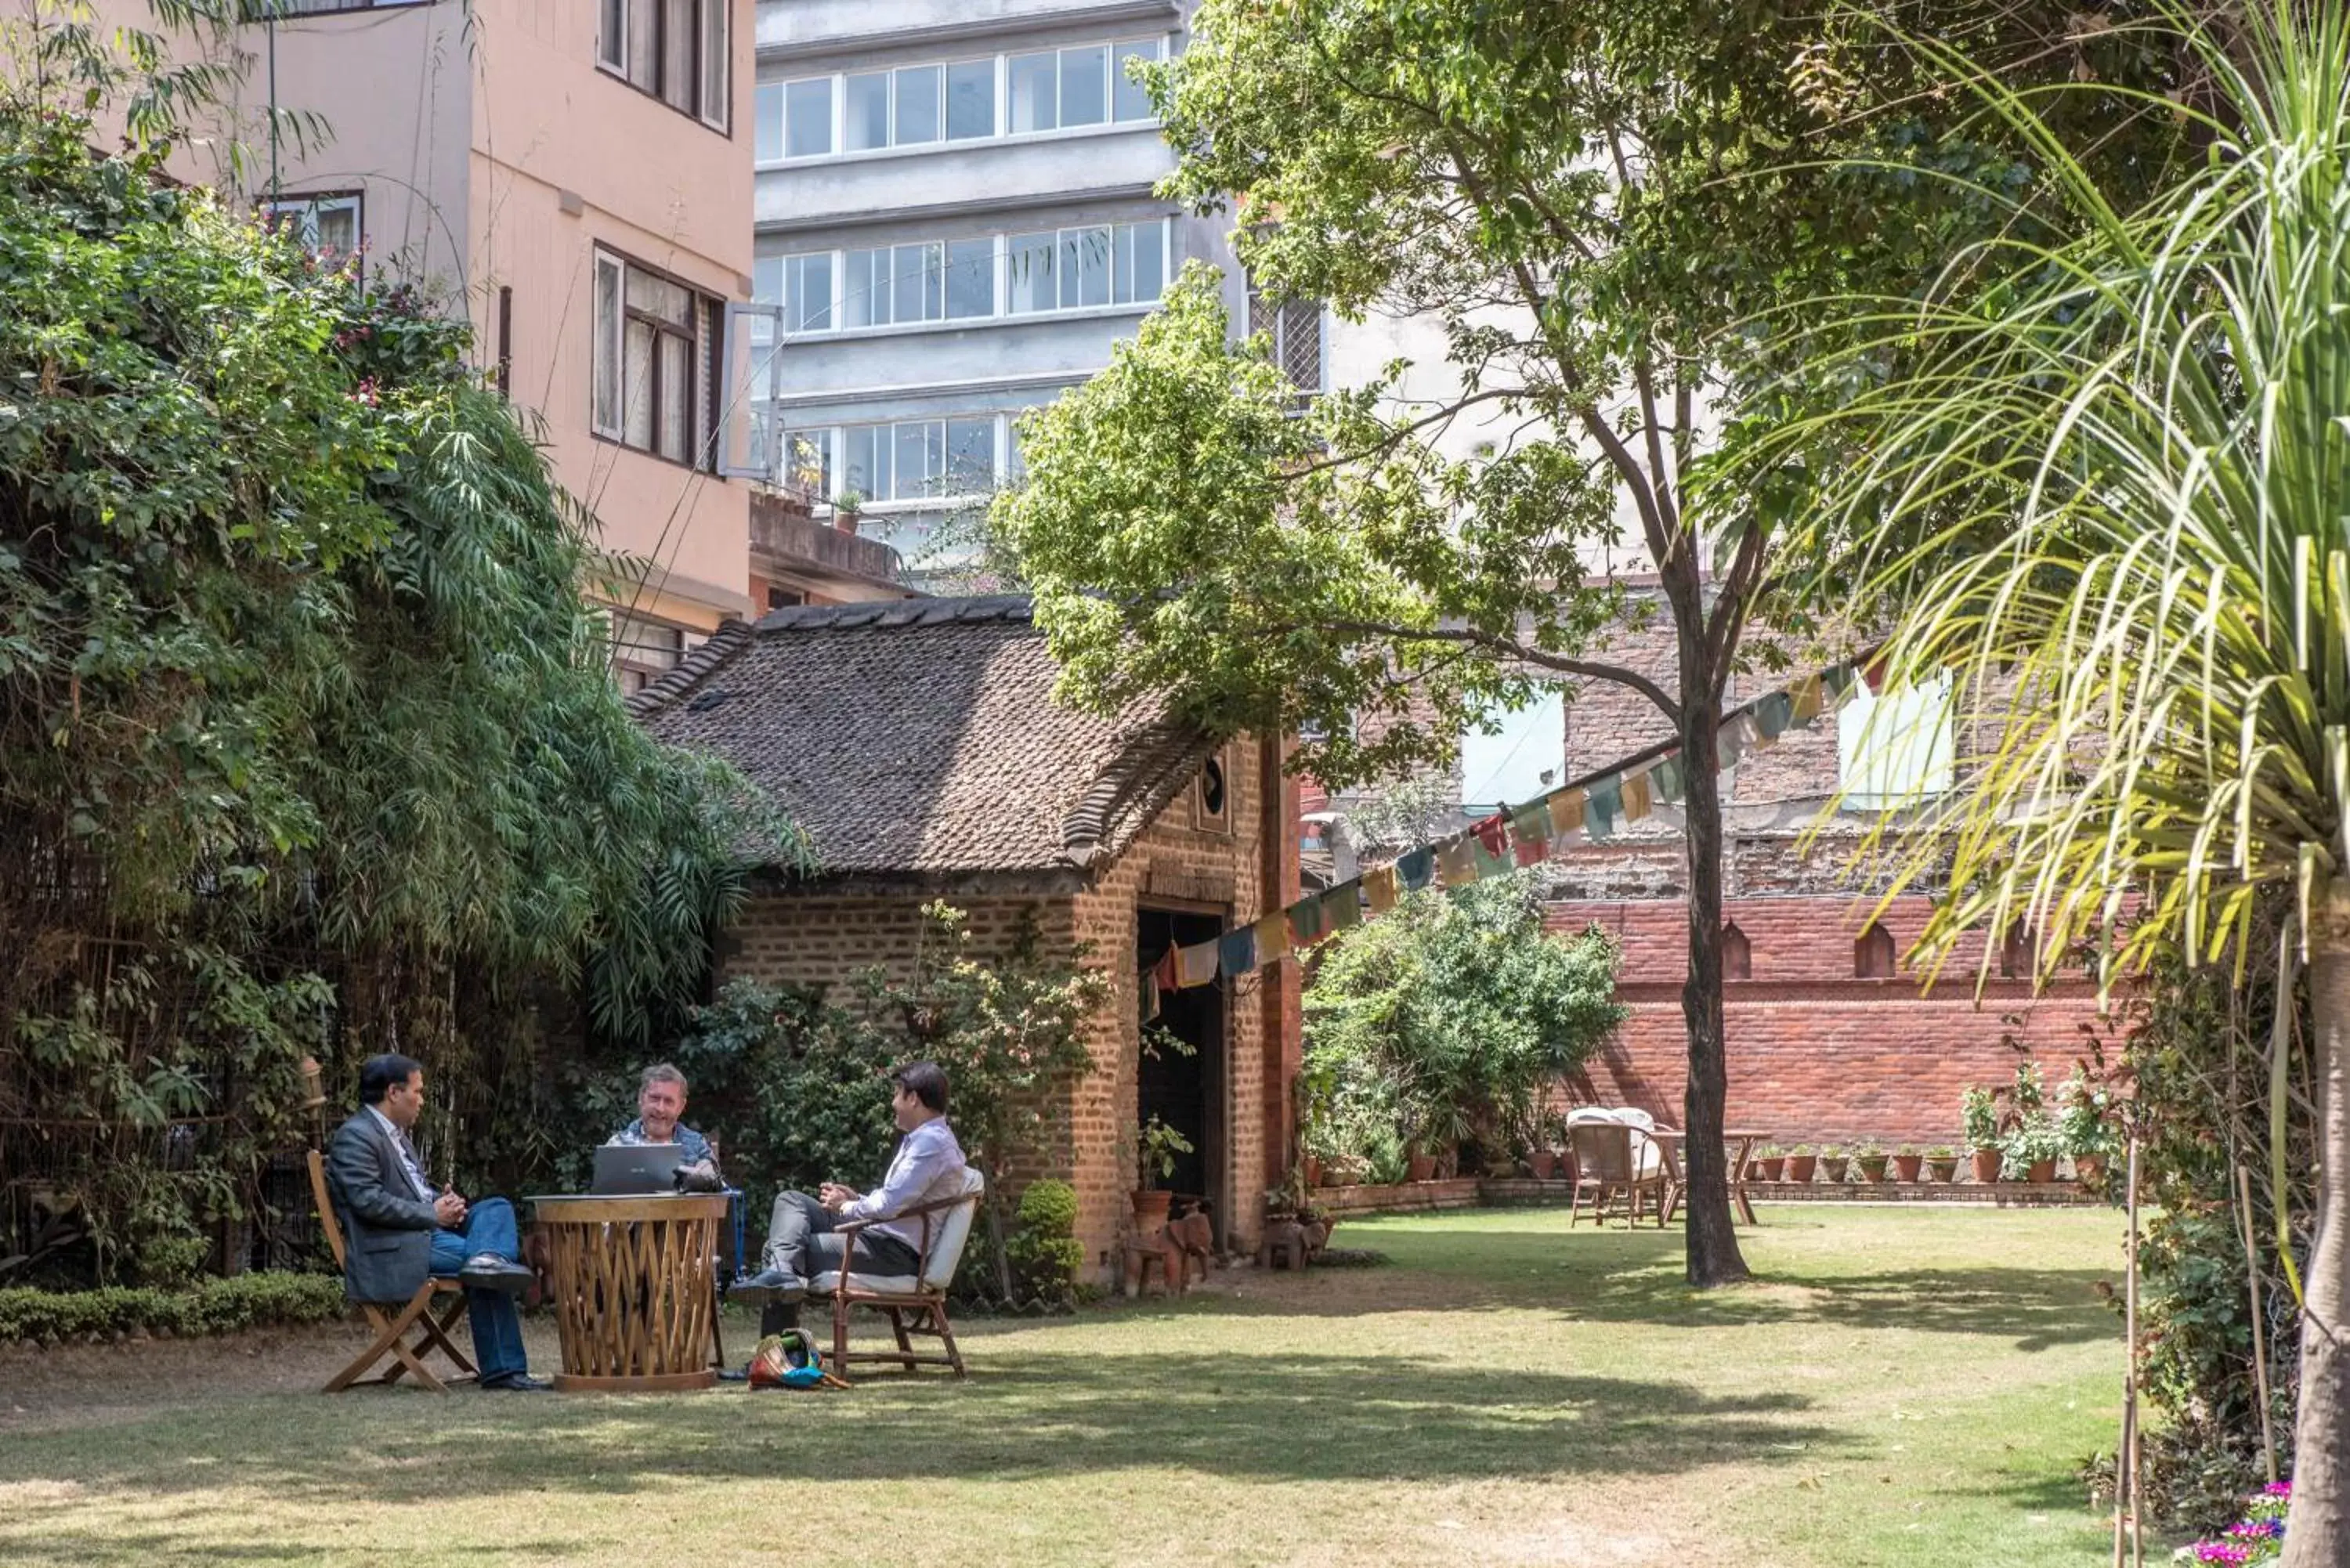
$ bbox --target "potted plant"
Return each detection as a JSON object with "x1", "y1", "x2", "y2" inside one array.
[
  {"x1": 2056, "y1": 1067, "x2": 2117, "y2": 1185},
  {"x1": 2003, "y1": 1119, "x2": 2065, "y2": 1184},
  {"x1": 1922, "y1": 1147, "x2": 1961, "y2": 1183},
  {"x1": 1889, "y1": 1145, "x2": 1923, "y2": 1182},
  {"x1": 1133, "y1": 1115, "x2": 1194, "y2": 1234},
  {"x1": 1817, "y1": 1145, "x2": 1849, "y2": 1183},
  {"x1": 1784, "y1": 1144, "x2": 1818, "y2": 1183},
  {"x1": 830, "y1": 490, "x2": 865, "y2": 533},
  {"x1": 1529, "y1": 1144, "x2": 1559, "y2": 1181},
  {"x1": 1962, "y1": 1086, "x2": 2004, "y2": 1182},
  {"x1": 1752, "y1": 1145, "x2": 1786, "y2": 1183},
  {"x1": 1854, "y1": 1143, "x2": 1890, "y2": 1183}
]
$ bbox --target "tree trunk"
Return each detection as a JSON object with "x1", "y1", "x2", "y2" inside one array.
[
  {"x1": 2282, "y1": 924, "x2": 2350, "y2": 1566},
  {"x1": 1676, "y1": 692, "x2": 1750, "y2": 1288}
]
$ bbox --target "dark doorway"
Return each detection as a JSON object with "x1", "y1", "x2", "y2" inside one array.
[{"x1": 1136, "y1": 905, "x2": 1226, "y2": 1240}]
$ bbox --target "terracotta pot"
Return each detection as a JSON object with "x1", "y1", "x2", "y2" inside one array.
[
  {"x1": 1785, "y1": 1154, "x2": 1818, "y2": 1183},
  {"x1": 1529, "y1": 1149, "x2": 1558, "y2": 1181},
  {"x1": 2075, "y1": 1154, "x2": 2106, "y2": 1184},
  {"x1": 1819, "y1": 1156, "x2": 1850, "y2": 1183},
  {"x1": 2027, "y1": 1158, "x2": 2058, "y2": 1184},
  {"x1": 1970, "y1": 1147, "x2": 2004, "y2": 1183},
  {"x1": 1924, "y1": 1158, "x2": 1960, "y2": 1183},
  {"x1": 834, "y1": 510, "x2": 861, "y2": 535},
  {"x1": 1304, "y1": 1154, "x2": 1324, "y2": 1188},
  {"x1": 1406, "y1": 1151, "x2": 1438, "y2": 1183},
  {"x1": 1856, "y1": 1155, "x2": 1890, "y2": 1183},
  {"x1": 1754, "y1": 1156, "x2": 1786, "y2": 1182},
  {"x1": 1890, "y1": 1154, "x2": 1923, "y2": 1182},
  {"x1": 1130, "y1": 1188, "x2": 1173, "y2": 1237}
]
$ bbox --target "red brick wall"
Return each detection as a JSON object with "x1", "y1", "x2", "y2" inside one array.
[
  {"x1": 717, "y1": 735, "x2": 1282, "y2": 1279},
  {"x1": 1548, "y1": 895, "x2": 2110, "y2": 1147}
]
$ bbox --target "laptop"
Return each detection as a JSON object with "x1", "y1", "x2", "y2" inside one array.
[{"x1": 591, "y1": 1143, "x2": 685, "y2": 1195}]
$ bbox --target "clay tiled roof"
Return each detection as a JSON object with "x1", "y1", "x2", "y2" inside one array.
[{"x1": 629, "y1": 596, "x2": 1213, "y2": 880}]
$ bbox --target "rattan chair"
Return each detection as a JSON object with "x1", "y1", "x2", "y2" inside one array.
[{"x1": 809, "y1": 1166, "x2": 985, "y2": 1383}]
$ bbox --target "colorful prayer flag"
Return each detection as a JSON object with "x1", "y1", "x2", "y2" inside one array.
[
  {"x1": 1175, "y1": 939, "x2": 1220, "y2": 988},
  {"x1": 1622, "y1": 770, "x2": 1653, "y2": 822},
  {"x1": 1650, "y1": 755, "x2": 1685, "y2": 802},
  {"x1": 1823, "y1": 663, "x2": 1855, "y2": 705},
  {"x1": 1438, "y1": 839, "x2": 1479, "y2": 887},
  {"x1": 1586, "y1": 779, "x2": 1622, "y2": 839},
  {"x1": 1322, "y1": 883, "x2": 1364, "y2": 932},
  {"x1": 1547, "y1": 786, "x2": 1586, "y2": 837},
  {"x1": 1141, "y1": 970, "x2": 1160, "y2": 1022},
  {"x1": 1217, "y1": 925, "x2": 1258, "y2": 979},
  {"x1": 1470, "y1": 813, "x2": 1508, "y2": 857},
  {"x1": 1365, "y1": 863, "x2": 1401, "y2": 914},
  {"x1": 1510, "y1": 804, "x2": 1551, "y2": 866},
  {"x1": 1790, "y1": 673, "x2": 1823, "y2": 726},
  {"x1": 1288, "y1": 895, "x2": 1329, "y2": 948},
  {"x1": 1397, "y1": 847, "x2": 1436, "y2": 891},
  {"x1": 1152, "y1": 948, "x2": 1180, "y2": 992},
  {"x1": 1755, "y1": 690, "x2": 1793, "y2": 743},
  {"x1": 1255, "y1": 910, "x2": 1293, "y2": 964},
  {"x1": 1472, "y1": 835, "x2": 1511, "y2": 880}
]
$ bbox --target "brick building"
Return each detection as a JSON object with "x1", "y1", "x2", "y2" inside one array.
[
  {"x1": 630, "y1": 596, "x2": 1299, "y2": 1277},
  {"x1": 1534, "y1": 612, "x2": 2110, "y2": 1147}
]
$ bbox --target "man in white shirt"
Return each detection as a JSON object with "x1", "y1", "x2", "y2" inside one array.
[{"x1": 731, "y1": 1060, "x2": 966, "y2": 1336}]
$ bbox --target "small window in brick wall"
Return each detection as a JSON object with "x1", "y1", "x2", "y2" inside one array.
[
  {"x1": 1999, "y1": 921, "x2": 2037, "y2": 980},
  {"x1": 1721, "y1": 921, "x2": 1752, "y2": 981},
  {"x1": 1855, "y1": 923, "x2": 1896, "y2": 979},
  {"x1": 1195, "y1": 752, "x2": 1233, "y2": 833}
]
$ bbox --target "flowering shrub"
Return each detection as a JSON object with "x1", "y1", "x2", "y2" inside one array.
[{"x1": 2182, "y1": 1482, "x2": 2289, "y2": 1565}]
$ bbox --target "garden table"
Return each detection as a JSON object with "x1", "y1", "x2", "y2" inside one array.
[
  {"x1": 529, "y1": 1192, "x2": 728, "y2": 1392},
  {"x1": 1650, "y1": 1128, "x2": 1770, "y2": 1227}
]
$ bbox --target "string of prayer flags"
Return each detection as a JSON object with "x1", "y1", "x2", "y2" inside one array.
[
  {"x1": 1621, "y1": 770, "x2": 1654, "y2": 823},
  {"x1": 1547, "y1": 786, "x2": 1586, "y2": 838},
  {"x1": 1288, "y1": 894, "x2": 1329, "y2": 948},
  {"x1": 1650, "y1": 755, "x2": 1685, "y2": 804},
  {"x1": 1438, "y1": 838, "x2": 1478, "y2": 887},
  {"x1": 1585, "y1": 779, "x2": 1622, "y2": 838},
  {"x1": 1322, "y1": 883, "x2": 1364, "y2": 933},
  {"x1": 1254, "y1": 909, "x2": 1293, "y2": 965},
  {"x1": 1218, "y1": 925, "x2": 1259, "y2": 980},
  {"x1": 1365, "y1": 862, "x2": 1402, "y2": 914},
  {"x1": 1175, "y1": 939, "x2": 1221, "y2": 988},
  {"x1": 1397, "y1": 847, "x2": 1436, "y2": 891}
]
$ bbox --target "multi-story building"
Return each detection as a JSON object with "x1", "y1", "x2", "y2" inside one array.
[
  {"x1": 748, "y1": 0, "x2": 1323, "y2": 573},
  {"x1": 24, "y1": 0, "x2": 915, "y2": 685}
]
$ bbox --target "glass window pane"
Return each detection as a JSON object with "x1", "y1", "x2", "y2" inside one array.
[
  {"x1": 755, "y1": 81, "x2": 783, "y2": 161},
  {"x1": 780, "y1": 430, "x2": 831, "y2": 496},
  {"x1": 662, "y1": 0, "x2": 695, "y2": 110},
  {"x1": 1059, "y1": 45, "x2": 1106, "y2": 127},
  {"x1": 1112, "y1": 220, "x2": 1163, "y2": 304},
  {"x1": 1007, "y1": 231, "x2": 1055, "y2": 313},
  {"x1": 1061, "y1": 226, "x2": 1110, "y2": 309},
  {"x1": 894, "y1": 66, "x2": 941, "y2": 145},
  {"x1": 841, "y1": 426, "x2": 883, "y2": 499},
  {"x1": 1007, "y1": 416, "x2": 1027, "y2": 481},
  {"x1": 892, "y1": 243, "x2": 943, "y2": 323},
  {"x1": 753, "y1": 255, "x2": 783, "y2": 309},
  {"x1": 945, "y1": 238, "x2": 993, "y2": 318},
  {"x1": 946, "y1": 60, "x2": 993, "y2": 139},
  {"x1": 594, "y1": 258, "x2": 621, "y2": 433},
  {"x1": 946, "y1": 418, "x2": 993, "y2": 491},
  {"x1": 627, "y1": 266, "x2": 692, "y2": 327},
  {"x1": 787, "y1": 254, "x2": 832, "y2": 332},
  {"x1": 659, "y1": 330, "x2": 692, "y2": 461},
  {"x1": 624, "y1": 320, "x2": 655, "y2": 448},
  {"x1": 627, "y1": 0, "x2": 656, "y2": 91},
  {"x1": 841, "y1": 248, "x2": 884, "y2": 328},
  {"x1": 1113, "y1": 40, "x2": 1156, "y2": 121},
  {"x1": 844, "y1": 72, "x2": 888, "y2": 151},
  {"x1": 313, "y1": 200, "x2": 359, "y2": 257},
  {"x1": 1008, "y1": 52, "x2": 1056, "y2": 133},
  {"x1": 700, "y1": 0, "x2": 728, "y2": 125},
  {"x1": 598, "y1": 0, "x2": 625, "y2": 69},
  {"x1": 785, "y1": 78, "x2": 832, "y2": 157},
  {"x1": 893, "y1": 421, "x2": 942, "y2": 500}
]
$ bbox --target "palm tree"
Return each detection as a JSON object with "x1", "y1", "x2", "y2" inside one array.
[{"x1": 1791, "y1": 5, "x2": 2348, "y2": 1558}]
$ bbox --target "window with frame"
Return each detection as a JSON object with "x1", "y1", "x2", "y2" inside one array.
[
  {"x1": 598, "y1": 0, "x2": 728, "y2": 132},
  {"x1": 763, "y1": 37, "x2": 1158, "y2": 161},
  {"x1": 260, "y1": 191, "x2": 363, "y2": 262},
  {"x1": 1007, "y1": 222, "x2": 1163, "y2": 315},
  {"x1": 591, "y1": 250, "x2": 722, "y2": 468},
  {"x1": 607, "y1": 610, "x2": 687, "y2": 695},
  {"x1": 266, "y1": 0, "x2": 429, "y2": 13},
  {"x1": 1249, "y1": 286, "x2": 1325, "y2": 396},
  {"x1": 826, "y1": 417, "x2": 999, "y2": 503}
]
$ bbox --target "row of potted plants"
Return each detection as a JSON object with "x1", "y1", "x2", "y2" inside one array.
[{"x1": 1749, "y1": 1145, "x2": 1959, "y2": 1183}]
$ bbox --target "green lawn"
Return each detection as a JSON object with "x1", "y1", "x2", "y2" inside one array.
[{"x1": 0, "y1": 1205, "x2": 2131, "y2": 1566}]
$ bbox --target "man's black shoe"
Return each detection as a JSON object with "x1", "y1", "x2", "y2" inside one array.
[
  {"x1": 459, "y1": 1254, "x2": 534, "y2": 1295},
  {"x1": 480, "y1": 1373, "x2": 552, "y2": 1393},
  {"x1": 728, "y1": 1266, "x2": 805, "y2": 1306}
]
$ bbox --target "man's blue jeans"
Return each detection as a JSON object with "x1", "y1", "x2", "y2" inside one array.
[{"x1": 426, "y1": 1197, "x2": 528, "y2": 1383}]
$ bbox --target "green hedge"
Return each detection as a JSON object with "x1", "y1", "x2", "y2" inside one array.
[{"x1": 0, "y1": 1272, "x2": 349, "y2": 1344}]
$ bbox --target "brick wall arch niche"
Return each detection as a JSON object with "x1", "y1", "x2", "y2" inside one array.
[
  {"x1": 1854, "y1": 922, "x2": 1896, "y2": 979},
  {"x1": 1721, "y1": 920, "x2": 1752, "y2": 981}
]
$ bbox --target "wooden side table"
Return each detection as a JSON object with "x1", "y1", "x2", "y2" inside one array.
[{"x1": 530, "y1": 1193, "x2": 729, "y2": 1392}]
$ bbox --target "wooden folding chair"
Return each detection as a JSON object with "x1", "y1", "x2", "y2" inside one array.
[
  {"x1": 815, "y1": 1167, "x2": 984, "y2": 1385},
  {"x1": 306, "y1": 1150, "x2": 476, "y2": 1393}
]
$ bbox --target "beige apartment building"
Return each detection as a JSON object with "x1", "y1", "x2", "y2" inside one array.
[{"x1": 20, "y1": 0, "x2": 858, "y2": 685}]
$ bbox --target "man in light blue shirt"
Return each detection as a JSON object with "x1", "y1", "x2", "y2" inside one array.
[{"x1": 732, "y1": 1060, "x2": 966, "y2": 1337}]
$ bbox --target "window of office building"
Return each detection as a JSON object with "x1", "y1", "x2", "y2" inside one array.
[
  {"x1": 1007, "y1": 222, "x2": 1164, "y2": 314},
  {"x1": 591, "y1": 250, "x2": 721, "y2": 468},
  {"x1": 768, "y1": 221, "x2": 1163, "y2": 334},
  {"x1": 1249, "y1": 287, "x2": 1325, "y2": 395},
  {"x1": 814, "y1": 417, "x2": 1002, "y2": 504},
  {"x1": 768, "y1": 37, "x2": 1159, "y2": 161},
  {"x1": 597, "y1": 0, "x2": 728, "y2": 130},
  {"x1": 947, "y1": 60, "x2": 994, "y2": 139}
]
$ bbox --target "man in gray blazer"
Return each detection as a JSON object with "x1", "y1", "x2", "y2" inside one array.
[{"x1": 324, "y1": 1053, "x2": 546, "y2": 1392}]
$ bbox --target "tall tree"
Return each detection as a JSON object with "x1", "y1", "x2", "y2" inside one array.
[
  {"x1": 1795, "y1": 5, "x2": 2348, "y2": 1553},
  {"x1": 991, "y1": 0, "x2": 2174, "y2": 1284}
]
